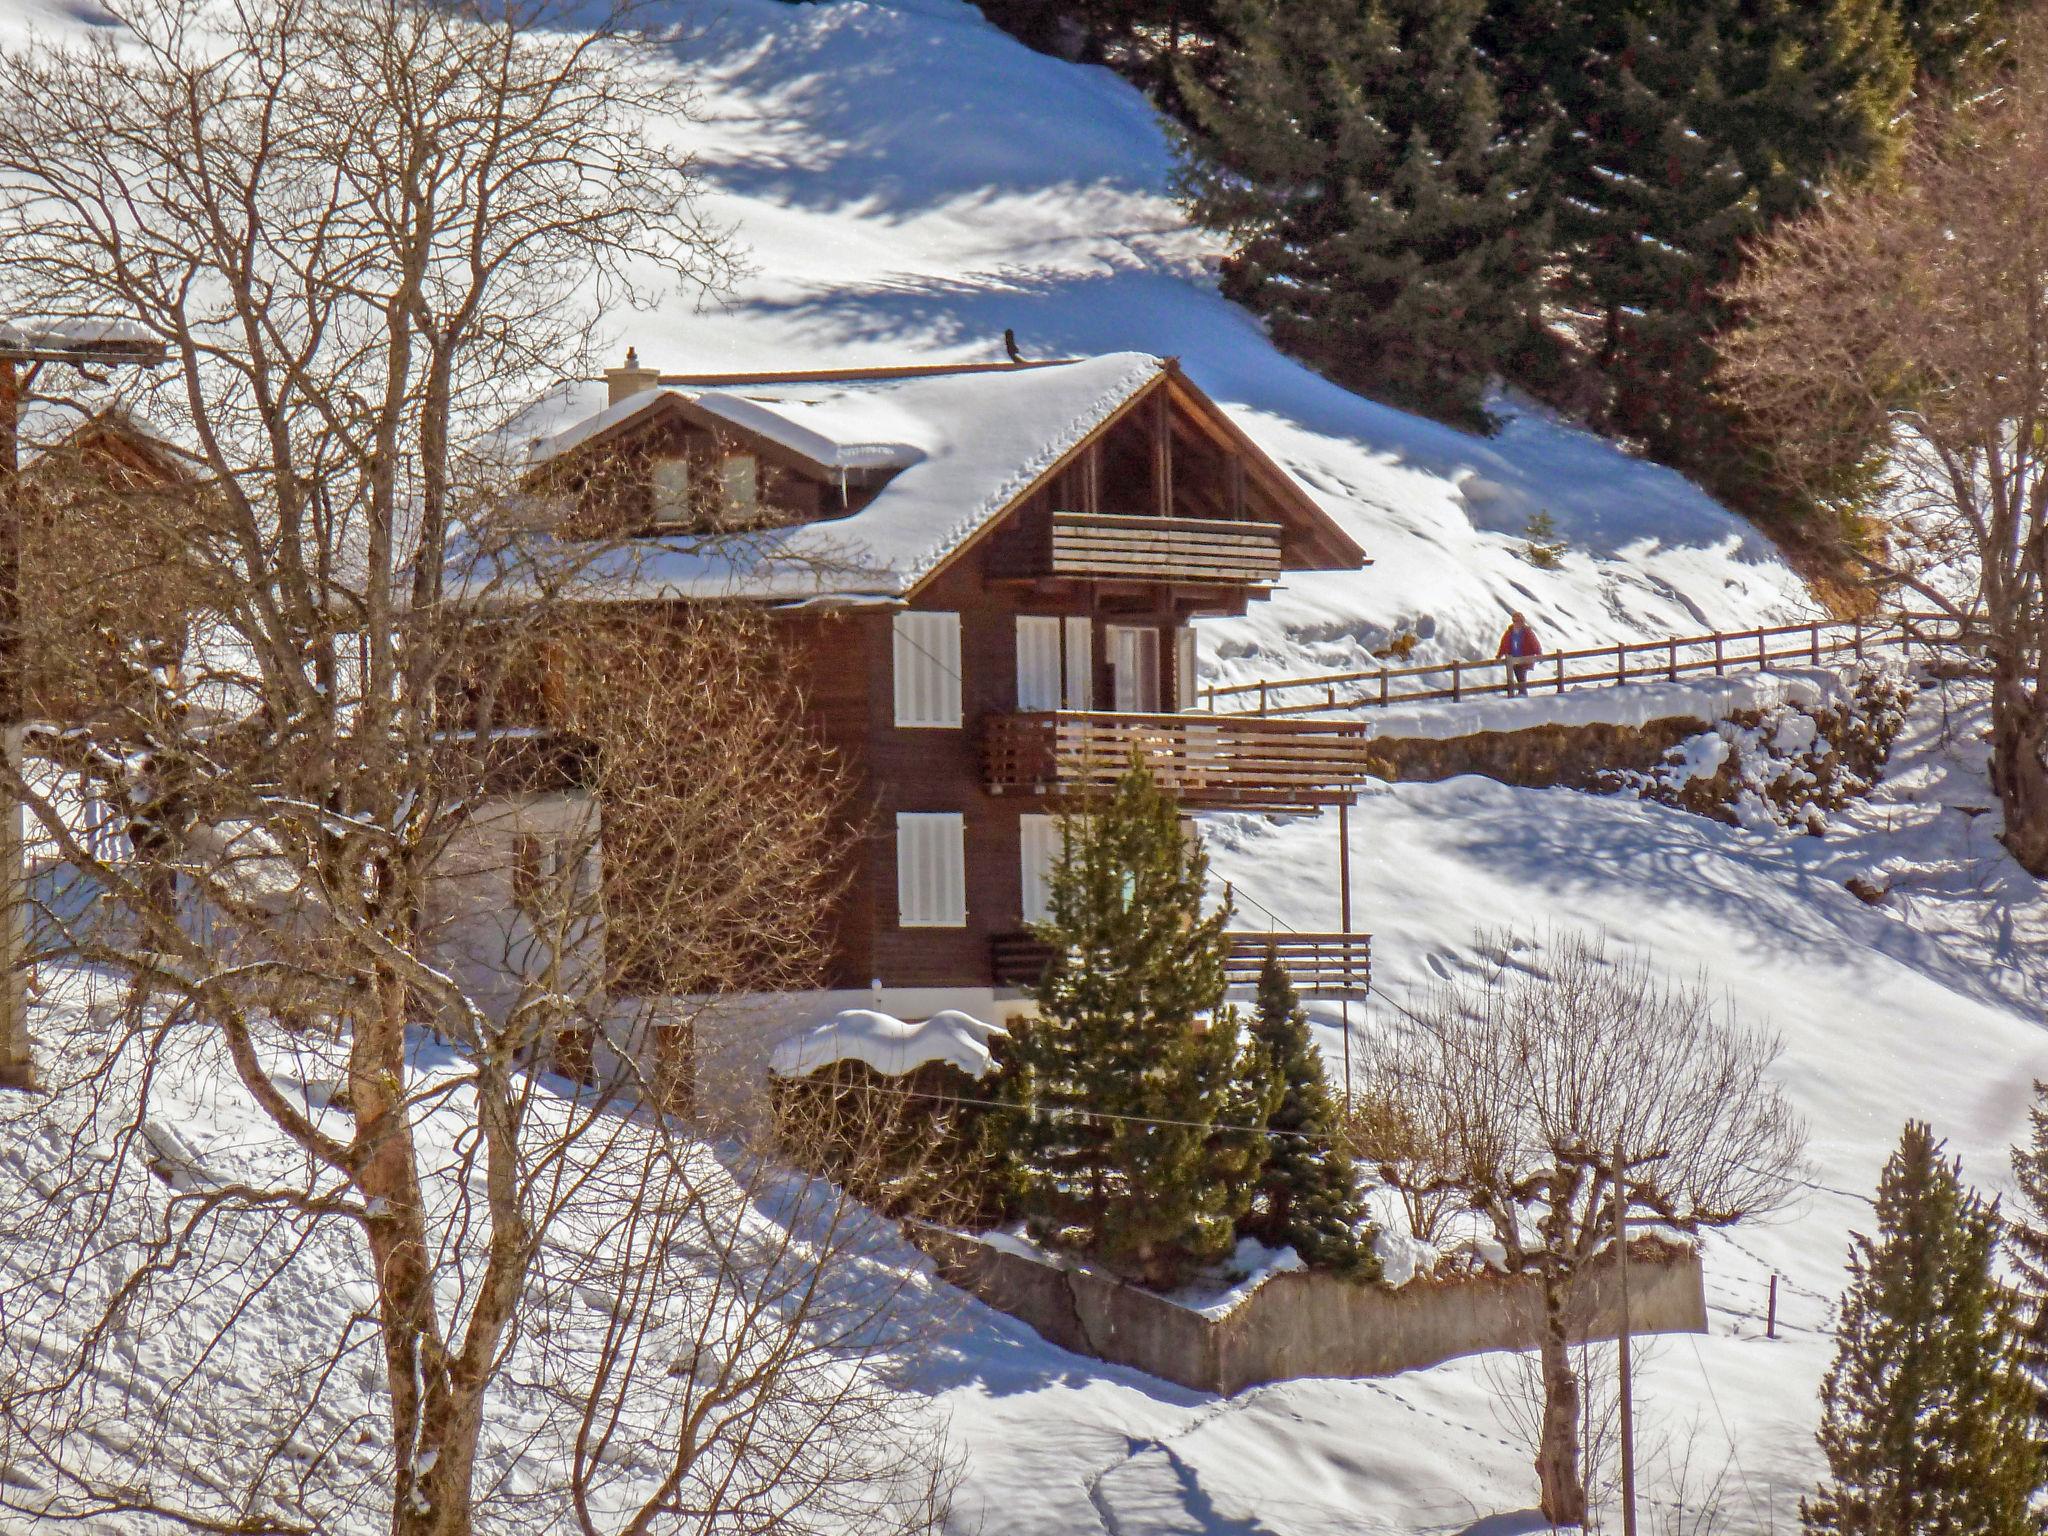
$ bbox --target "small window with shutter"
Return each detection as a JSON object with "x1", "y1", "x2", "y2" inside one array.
[
  {"x1": 649, "y1": 456, "x2": 692, "y2": 526},
  {"x1": 896, "y1": 813, "x2": 966, "y2": 927},
  {"x1": 893, "y1": 611, "x2": 963, "y2": 728},
  {"x1": 720, "y1": 454, "x2": 759, "y2": 515}
]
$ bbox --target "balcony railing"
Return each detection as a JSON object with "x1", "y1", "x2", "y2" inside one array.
[
  {"x1": 982, "y1": 710, "x2": 1382, "y2": 813},
  {"x1": 992, "y1": 930, "x2": 1372, "y2": 998},
  {"x1": 988, "y1": 509, "x2": 1284, "y2": 587}
]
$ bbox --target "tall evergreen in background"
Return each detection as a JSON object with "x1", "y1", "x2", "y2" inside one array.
[
  {"x1": 1238, "y1": 954, "x2": 1375, "y2": 1273},
  {"x1": 1006, "y1": 759, "x2": 1279, "y2": 1288},
  {"x1": 1803, "y1": 1122, "x2": 2038, "y2": 1536},
  {"x1": 1892, "y1": 0, "x2": 2022, "y2": 86},
  {"x1": 1178, "y1": 0, "x2": 1548, "y2": 427}
]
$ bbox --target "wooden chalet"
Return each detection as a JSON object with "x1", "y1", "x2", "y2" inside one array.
[{"x1": 525, "y1": 350, "x2": 1378, "y2": 1022}]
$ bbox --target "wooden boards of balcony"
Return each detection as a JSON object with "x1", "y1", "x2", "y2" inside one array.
[
  {"x1": 991, "y1": 509, "x2": 1285, "y2": 588},
  {"x1": 982, "y1": 710, "x2": 1383, "y2": 814},
  {"x1": 992, "y1": 929, "x2": 1372, "y2": 997}
]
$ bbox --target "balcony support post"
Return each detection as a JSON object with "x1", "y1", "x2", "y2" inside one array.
[{"x1": 1338, "y1": 797, "x2": 1353, "y2": 1114}]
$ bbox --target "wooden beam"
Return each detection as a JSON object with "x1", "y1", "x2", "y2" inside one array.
[{"x1": 1154, "y1": 387, "x2": 1173, "y2": 518}]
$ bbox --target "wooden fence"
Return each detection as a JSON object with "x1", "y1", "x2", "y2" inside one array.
[{"x1": 1197, "y1": 610, "x2": 1973, "y2": 719}]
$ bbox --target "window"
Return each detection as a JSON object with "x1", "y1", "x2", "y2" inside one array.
[
  {"x1": 896, "y1": 813, "x2": 966, "y2": 927},
  {"x1": 720, "y1": 453, "x2": 759, "y2": 515},
  {"x1": 1019, "y1": 813, "x2": 1060, "y2": 925},
  {"x1": 650, "y1": 456, "x2": 691, "y2": 526},
  {"x1": 892, "y1": 611, "x2": 962, "y2": 728},
  {"x1": 1016, "y1": 616, "x2": 1062, "y2": 711},
  {"x1": 1063, "y1": 616, "x2": 1093, "y2": 710},
  {"x1": 1107, "y1": 624, "x2": 1160, "y2": 713}
]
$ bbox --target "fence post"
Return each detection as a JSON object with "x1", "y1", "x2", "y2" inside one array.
[
  {"x1": 1666, "y1": 639, "x2": 1677, "y2": 682},
  {"x1": 1853, "y1": 617, "x2": 1864, "y2": 660},
  {"x1": 1451, "y1": 658, "x2": 1462, "y2": 702},
  {"x1": 1757, "y1": 627, "x2": 1768, "y2": 670},
  {"x1": 1615, "y1": 643, "x2": 1626, "y2": 687},
  {"x1": 1809, "y1": 624, "x2": 1821, "y2": 666},
  {"x1": 1556, "y1": 653, "x2": 1566, "y2": 694},
  {"x1": 1380, "y1": 668, "x2": 1389, "y2": 707},
  {"x1": 1714, "y1": 632, "x2": 1725, "y2": 677},
  {"x1": 1258, "y1": 680, "x2": 1268, "y2": 716}
]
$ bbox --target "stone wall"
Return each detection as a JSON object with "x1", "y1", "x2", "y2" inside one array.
[
  {"x1": 913, "y1": 1228, "x2": 1707, "y2": 1395},
  {"x1": 1363, "y1": 718, "x2": 1709, "y2": 790}
]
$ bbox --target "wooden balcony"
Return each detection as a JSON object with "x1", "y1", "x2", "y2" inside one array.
[
  {"x1": 989, "y1": 509, "x2": 1285, "y2": 587},
  {"x1": 992, "y1": 930, "x2": 1371, "y2": 998},
  {"x1": 982, "y1": 711, "x2": 1383, "y2": 813}
]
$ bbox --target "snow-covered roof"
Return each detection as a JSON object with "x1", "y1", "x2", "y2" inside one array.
[
  {"x1": 768, "y1": 1008, "x2": 1007, "y2": 1080},
  {"x1": 519, "y1": 354, "x2": 1167, "y2": 600}
]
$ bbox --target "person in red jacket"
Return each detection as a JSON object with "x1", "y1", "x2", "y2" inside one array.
[{"x1": 1497, "y1": 612, "x2": 1541, "y2": 696}]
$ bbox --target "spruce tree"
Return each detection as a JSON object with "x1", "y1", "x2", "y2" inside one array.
[
  {"x1": 1803, "y1": 1121, "x2": 2038, "y2": 1536},
  {"x1": 2005, "y1": 1081, "x2": 2048, "y2": 1428},
  {"x1": 1179, "y1": 0, "x2": 1548, "y2": 427},
  {"x1": 1238, "y1": 953, "x2": 1377, "y2": 1274},
  {"x1": 1006, "y1": 758, "x2": 1279, "y2": 1288}
]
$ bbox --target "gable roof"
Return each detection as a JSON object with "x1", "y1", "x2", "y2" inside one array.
[{"x1": 516, "y1": 352, "x2": 1365, "y2": 603}]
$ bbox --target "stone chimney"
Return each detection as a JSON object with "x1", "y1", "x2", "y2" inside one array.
[{"x1": 603, "y1": 346, "x2": 661, "y2": 405}]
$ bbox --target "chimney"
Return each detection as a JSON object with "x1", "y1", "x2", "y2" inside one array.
[{"x1": 603, "y1": 346, "x2": 661, "y2": 405}]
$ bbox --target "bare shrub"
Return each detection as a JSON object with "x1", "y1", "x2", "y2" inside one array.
[{"x1": 1354, "y1": 930, "x2": 1803, "y2": 1526}]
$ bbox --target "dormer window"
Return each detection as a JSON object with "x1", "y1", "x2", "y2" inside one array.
[
  {"x1": 720, "y1": 454, "x2": 759, "y2": 516},
  {"x1": 650, "y1": 455, "x2": 692, "y2": 527}
]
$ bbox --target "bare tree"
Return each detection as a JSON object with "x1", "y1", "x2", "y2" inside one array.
[
  {"x1": 0, "y1": 0, "x2": 948, "y2": 1531},
  {"x1": 1353, "y1": 931, "x2": 1804, "y2": 1527},
  {"x1": 1719, "y1": 19, "x2": 2048, "y2": 872}
]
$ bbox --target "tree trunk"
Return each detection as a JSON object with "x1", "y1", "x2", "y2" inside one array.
[
  {"x1": 1535, "y1": 1282, "x2": 1588, "y2": 1527},
  {"x1": 1989, "y1": 674, "x2": 2048, "y2": 876}
]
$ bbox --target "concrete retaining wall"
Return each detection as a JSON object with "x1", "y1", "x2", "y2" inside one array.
[{"x1": 914, "y1": 1228, "x2": 1707, "y2": 1395}]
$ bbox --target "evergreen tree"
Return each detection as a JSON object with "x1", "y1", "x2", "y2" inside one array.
[
  {"x1": 2005, "y1": 1080, "x2": 2048, "y2": 1429},
  {"x1": 1238, "y1": 953, "x2": 1376, "y2": 1274},
  {"x1": 1804, "y1": 1121, "x2": 2038, "y2": 1536},
  {"x1": 1005, "y1": 758, "x2": 1279, "y2": 1288},
  {"x1": 1179, "y1": 0, "x2": 1548, "y2": 427},
  {"x1": 1892, "y1": 0, "x2": 2020, "y2": 88},
  {"x1": 1476, "y1": 0, "x2": 1911, "y2": 524}
]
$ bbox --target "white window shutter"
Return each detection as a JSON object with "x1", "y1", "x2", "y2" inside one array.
[
  {"x1": 1176, "y1": 626, "x2": 1199, "y2": 712},
  {"x1": 1016, "y1": 617, "x2": 1062, "y2": 711},
  {"x1": 892, "y1": 612, "x2": 962, "y2": 727},
  {"x1": 1063, "y1": 616, "x2": 1092, "y2": 711},
  {"x1": 896, "y1": 813, "x2": 966, "y2": 927},
  {"x1": 1108, "y1": 625, "x2": 1160, "y2": 713},
  {"x1": 1019, "y1": 814, "x2": 1059, "y2": 925}
]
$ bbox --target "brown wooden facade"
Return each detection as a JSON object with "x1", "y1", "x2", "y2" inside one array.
[{"x1": 539, "y1": 358, "x2": 1373, "y2": 996}]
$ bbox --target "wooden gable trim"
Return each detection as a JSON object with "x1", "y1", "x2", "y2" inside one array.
[{"x1": 903, "y1": 361, "x2": 1368, "y2": 601}]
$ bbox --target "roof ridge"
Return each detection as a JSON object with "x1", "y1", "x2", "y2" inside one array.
[{"x1": 654, "y1": 357, "x2": 1112, "y2": 387}]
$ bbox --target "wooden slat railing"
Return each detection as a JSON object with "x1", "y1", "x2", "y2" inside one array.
[
  {"x1": 1197, "y1": 610, "x2": 1975, "y2": 718},
  {"x1": 983, "y1": 710, "x2": 1382, "y2": 812},
  {"x1": 989, "y1": 509, "x2": 1284, "y2": 587},
  {"x1": 991, "y1": 929, "x2": 1372, "y2": 997}
]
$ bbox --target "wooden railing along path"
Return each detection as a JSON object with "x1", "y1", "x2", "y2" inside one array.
[{"x1": 1197, "y1": 610, "x2": 1972, "y2": 719}]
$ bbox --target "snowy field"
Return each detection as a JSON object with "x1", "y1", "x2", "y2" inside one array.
[{"x1": 0, "y1": 0, "x2": 2041, "y2": 1528}]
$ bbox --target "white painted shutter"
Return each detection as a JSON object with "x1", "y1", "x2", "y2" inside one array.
[
  {"x1": 892, "y1": 611, "x2": 962, "y2": 728},
  {"x1": 1019, "y1": 814, "x2": 1060, "y2": 925},
  {"x1": 1063, "y1": 616, "x2": 1093, "y2": 711},
  {"x1": 896, "y1": 813, "x2": 966, "y2": 927},
  {"x1": 1108, "y1": 625, "x2": 1160, "y2": 713},
  {"x1": 1176, "y1": 626, "x2": 1199, "y2": 712},
  {"x1": 1015, "y1": 616, "x2": 1062, "y2": 711}
]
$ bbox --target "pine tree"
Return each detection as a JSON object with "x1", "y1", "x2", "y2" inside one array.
[
  {"x1": 2005, "y1": 1081, "x2": 2048, "y2": 1430},
  {"x1": 1892, "y1": 0, "x2": 2020, "y2": 87},
  {"x1": 1804, "y1": 1121, "x2": 2038, "y2": 1536},
  {"x1": 1478, "y1": 0, "x2": 1912, "y2": 523},
  {"x1": 1238, "y1": 953, "x2": 1377, "y2": 1274},
  {"x1": 1004, "y1": 757, "x2": 1279, "y2": 1288},
  {"x1": 1179, "y1": 0, "x2": 1548, "y2": 427}
]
